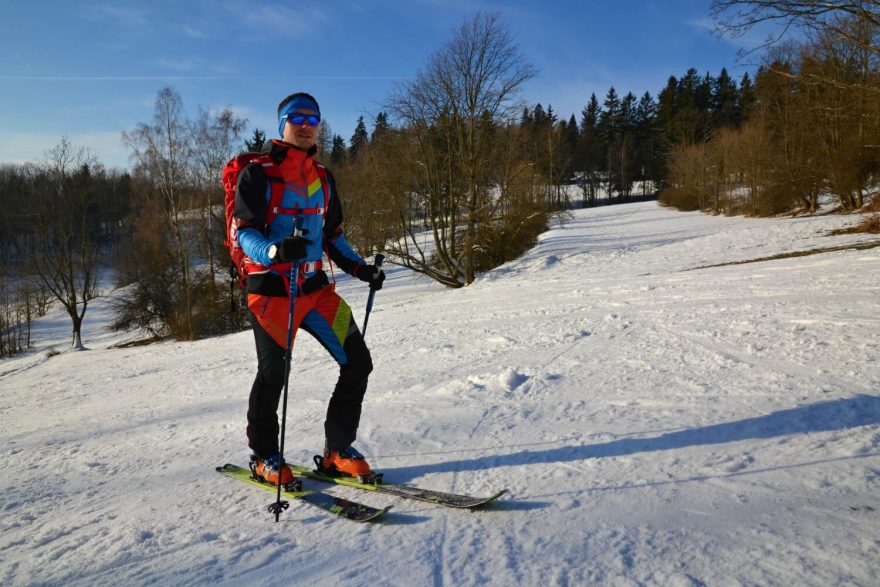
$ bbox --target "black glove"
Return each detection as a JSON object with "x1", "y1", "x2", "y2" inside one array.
[
  {"x1": 274, "y1": 236, "x2": 311, "y2": 262},
  {"x1": 356, "y1": 264, "x2": 386, "y2": 290}
]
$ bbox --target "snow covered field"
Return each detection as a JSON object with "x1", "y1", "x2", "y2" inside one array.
[{"x1": 2, "y1": 201, "x2": 878, "y2": 586}]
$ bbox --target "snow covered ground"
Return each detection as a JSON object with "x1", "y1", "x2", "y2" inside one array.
[{"x1": 2, "y1": 202, "x2": 878, "y2": 586}]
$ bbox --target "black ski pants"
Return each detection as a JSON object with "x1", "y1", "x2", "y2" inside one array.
[{"x1": 246, "y1": 296, "x2": 373, "y2": 458}]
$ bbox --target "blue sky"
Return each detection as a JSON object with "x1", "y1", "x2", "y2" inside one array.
[{"x1": 0, "y1": 0, "x2": 763, "y2": 170}]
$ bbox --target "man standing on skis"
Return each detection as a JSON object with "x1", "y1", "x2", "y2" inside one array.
[{"x1": 233, "y1": 92, "x2": 385, "y2": 486}]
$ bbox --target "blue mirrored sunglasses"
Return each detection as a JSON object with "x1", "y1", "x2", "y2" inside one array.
[{"x1": 285, "y1": 113, "x2": 321, "y2": 127}]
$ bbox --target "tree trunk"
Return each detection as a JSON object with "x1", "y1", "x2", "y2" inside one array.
[
  {"x1": 72, "y1": 329, "x2": 85, "y2": 351},
  {"x1": 71, "y1": 312, "x2": 85, "y2": 350}
]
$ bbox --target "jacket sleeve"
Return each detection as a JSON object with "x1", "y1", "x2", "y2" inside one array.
[
  {"x1": 235, "y1": 163, "x2": 274, "y2": 266},
  {"x1": 322, "y1": 168, "x2": 367, "y2": 275}
]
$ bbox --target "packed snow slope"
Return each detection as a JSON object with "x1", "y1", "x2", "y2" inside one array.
[{"x1": 2, "y1": 202, "x2": 879, "y2": 586}]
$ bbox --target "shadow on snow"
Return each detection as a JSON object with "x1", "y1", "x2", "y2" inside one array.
[{"x1": 385, "y1": 395, "x2": 880, "y2": 482}]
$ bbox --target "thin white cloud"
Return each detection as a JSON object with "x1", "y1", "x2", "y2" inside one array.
[
  {"x1": 689, "y1": 16, "x2": 717, "y2": 34},
  {"x1": 87, "y1": 4, "x2": 151, "y2": 29},
  {"x1": 181, "y1": 25, "x2": 210, "y2": 39},
  {"x1": 224, "y1": 1, "x2": 330, "y2": 39},
  {"x1": 688, "y1": 15, "x2": 792, "y2": 53}
]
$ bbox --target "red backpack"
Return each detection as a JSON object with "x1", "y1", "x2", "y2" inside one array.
[{"x1": 222, "y1": 152, "x2": 331, "y2": 285}]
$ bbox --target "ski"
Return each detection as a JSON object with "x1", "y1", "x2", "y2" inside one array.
[
  {"x1": 216, "y1": 464, "x2": 391, "y2": 522},
  {"x1": 288, "y1": 464, "x2": 508, "y2": 509}
]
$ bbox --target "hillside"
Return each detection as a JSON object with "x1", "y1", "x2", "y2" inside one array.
[{"x1": 1, "y1": 202, "x2": 878, "y2": 586}]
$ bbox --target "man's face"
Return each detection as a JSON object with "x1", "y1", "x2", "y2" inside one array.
[{"x1": 283, "y1": 108, "x2": 320, "y2": 150}]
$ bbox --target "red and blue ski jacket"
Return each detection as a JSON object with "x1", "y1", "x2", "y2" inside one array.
[{"x1": 234, "y1": 140, "x2": 365, "y2": 295}]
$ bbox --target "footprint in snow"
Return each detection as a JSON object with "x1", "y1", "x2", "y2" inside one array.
[
  {"x1": 498, "y1": 368, "x2": 529, "y2": 391},
  {"x1": 724, "y1": 454, "x2": 755, "y2": 473}
]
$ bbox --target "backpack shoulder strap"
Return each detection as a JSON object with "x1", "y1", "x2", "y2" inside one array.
[
  {"x1": 256, "y1": 157, "x2": 286, "y2": 225},
  {"x1": 314, "y1": 162, "x2": 331, "y2": 212},
  {"x1": 313, "y1": 161, "x2": 337, "y2": 281}
]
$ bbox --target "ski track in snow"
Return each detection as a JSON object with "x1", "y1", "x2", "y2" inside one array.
[{"x1": 1, "y1": 202, "x2": 879, "y2": 586}]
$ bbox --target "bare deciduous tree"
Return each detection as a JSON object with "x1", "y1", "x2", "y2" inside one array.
[
  {"x1": 31, "y1": 137, "x2": 102, "y2": 350},
  {"x1": 190, "y1": 106, "x2": 247, "y2": 291},
  {"x1": 712, "y1": 0, "x2": 880, "y2": 55},
  {"x1": 733, "y1": 120, "x2": 777, "y2": 214},
  {"x1": 123, "y1": 87, "x2": 197, "y2": 339},
  {"x1": 389, "y1": 11, "x2": 537, "y2": 286}
]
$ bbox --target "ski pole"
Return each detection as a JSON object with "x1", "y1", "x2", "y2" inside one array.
[
  {"x1": 361, "y1": 253, "x2": 385, "y2": 338},
  {"x1": 268, "y1": 217, "x2": 305, "y2": 522}
]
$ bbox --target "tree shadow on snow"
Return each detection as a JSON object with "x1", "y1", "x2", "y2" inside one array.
[{"x1": 383, "y1": 395, "x2": 880, "y2": 482}]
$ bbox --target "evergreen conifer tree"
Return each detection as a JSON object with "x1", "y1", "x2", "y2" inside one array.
[
  {"x1": 330, "y1": 134, "x2": 347, "y2": 166},
  {"x1": 533, "y1": 103, "x2": 547, "y2": 129},
  {"x1": 635, "y1": 92, "x2": 661, "y2": 194},
  {"x1": 578, "y1": 94, "x2": 602, "y2": 206},
  {"x1": 520, "y1": 106, "x2": 533, "y2": 129},
  {"x1": 349, "y1": 116, "x2": 369, "y2": 161},
  {"x1": 565, "y1": 115, "x2": 579, "y2": 156},
  {"x1": 738, "y1": 72, "x2": 756, "y2": 124},
  {"x1": 657, "y1": 76, "x2": 679, "y2": 131},
  {"x1": 546, "y1": 104, "x2": 558, "y2": 127},
  {"x1": 580, "y1": 94, "x2": 600, "y2": 133},
  {"x1": 245, "y1": 129, "x2": 266, "y2": 152},
  {"x1": 713, "y1": 67, "x2": 740, "y2": 128},
  {"x1": 600, "y1": 87, "x2": 621, "y2": 138},
  {"x1": 696, "y1": 72, "x2": 714, "y2": 113},
  {"x1": 371, "y1": 112, "x2": 391, "y2": 141}
]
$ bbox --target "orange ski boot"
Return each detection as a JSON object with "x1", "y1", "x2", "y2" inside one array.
[
  {"x1": 318, "y1": 446, "x2": 381, "y2": 484},
  {"x1": 250, "y1": 453, "x2": 296, "y2": 486}
]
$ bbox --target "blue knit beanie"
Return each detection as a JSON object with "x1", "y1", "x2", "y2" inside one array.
[{"x1": 278, "y1": 94, "x2": 321, "y2": 136}]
